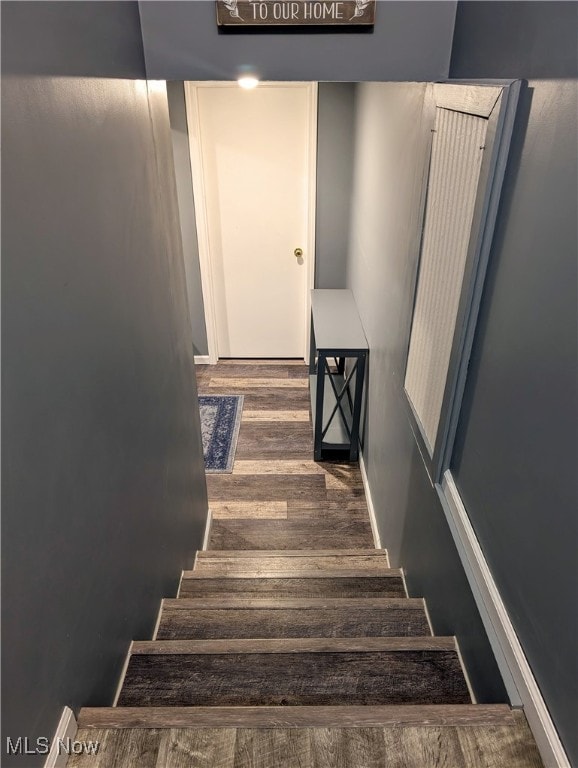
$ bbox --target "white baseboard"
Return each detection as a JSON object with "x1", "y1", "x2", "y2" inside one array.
[
  {"x1": 175, "y1": 568, "x2": 185, "y2": 598},
  {"x1": 194, "y1": 355, "x2": 211, "y2": 365},
  {"x1": 358, "y1": 449, "x2": 381, "y2": 549},
  {"x1": 151, "y1": 598, "x2": 164, "y2": 641},
  {"x1": 440, "y1": 471, "x2": 569, "y2": 768},
  {"x1": 43, "y1": 707, "x2": 77, "y2": 768},
  {"x1": 202, "y1": 507, "x2": 212, "y2": 551},
  {"x1": 112, "y1": 641, "x2": 133, "y2": 707}
]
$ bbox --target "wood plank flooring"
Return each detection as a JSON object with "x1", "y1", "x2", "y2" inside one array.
[
  {"x1": 70, "y1": 362, "x2": 543, "y2": 767},
  {"x1": 70, "y1": 710, "x2": 543, "y2": 768},
  {"x1": 196, "y1": 361, "x2": 375, "y2": 549},
  {"x1": 208, "y1": 519, "x2": 373, "y2": 550}
]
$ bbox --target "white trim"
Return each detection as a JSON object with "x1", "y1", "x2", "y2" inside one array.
[
  {"x1": 194, "y1": 355, "x2": 211, "y2": 365},
  {"x1": 112, "y1": 641, "x2": 133, "y2": 707},
  {"x1": 440, "y1": 471, "x2": 570, "y2": 768},
  {"x1": 43, "y1": 707, "x2": 77, "y2": 768},
  {"x1": 304, "y1": 82, "x2": 318, "y2": 362},
  {"x1": 202, "y1": 507, "x2": 213, "y2": 551},
  {"x1": 358, "y1": 449, "x2": 381, "y2": 549},
  {"x1": 175, "y1": 569, "x2": 185, "y2": 599},
  {"x1": 454, "y1": 637, "x2": 477, "y2": 705},
  {"x1": 433, "y1": 82, "x2": 502, "y2": 118},
  {"x1": 185, "y1": 83, "x2": 219, "y2": 365},
  {"x1": 421, "y1": 598, "x2": 435, "y2": 637},
  {"x1": 399, "y1": 568, "x2": 409, "y2": 599},
  {"x1": 185, "y1": 81, "x2": 317, "y2": 363},
  {"x1": 151, "y1": 599, "x2": 164, "y2": 642}
]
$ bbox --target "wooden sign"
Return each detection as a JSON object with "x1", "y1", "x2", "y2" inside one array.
[{"x1": 216, "y1": 1, "x2": 376, "y2": 27}]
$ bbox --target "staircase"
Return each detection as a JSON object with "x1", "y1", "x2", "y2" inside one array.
[
  {"x1": 72, "y1": 548, "x2": 542, "y2": 766},
  {"x1": 69, "y1": 363, "x2": 543, "y2": 766}
]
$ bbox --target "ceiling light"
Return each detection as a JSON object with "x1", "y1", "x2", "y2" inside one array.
[{"x1": 238, "y1": 76, "x2": 259, "y2": 90}]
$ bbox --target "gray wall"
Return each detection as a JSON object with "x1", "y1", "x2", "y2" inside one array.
[
  {"x1": 167, "y1": 81, "x2": 209, "y2": 357},
  {"x1": 449, "y1": 1, "x2": 577, "y2": 80},
  {"x1": 315, "y1": 83, "x2": 355, "y2": 289},
  {"x1": 344, "y1": 82, "x2": 508, "y2": 702},
  {"x1": 1, "y1": 4, "x2": 208, "y2": 765},
  {"x1": 450, "y1": 2, "x2": 578, "y2": 762},
  {"x1": 1, "y1": 1, "x2": 145, "y2": 78},
  {"x1": 138, "y1": 1, "x2": 456, "y2": 82}
]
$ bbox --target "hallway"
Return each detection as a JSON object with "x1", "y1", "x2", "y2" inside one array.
[{"x1": 70, "y1": 362, "x2": 543, "y2": 767}]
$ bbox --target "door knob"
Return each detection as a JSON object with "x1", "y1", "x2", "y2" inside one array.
[{"x1": 294, "y1": 248, "x2": 303, "y2": 258}]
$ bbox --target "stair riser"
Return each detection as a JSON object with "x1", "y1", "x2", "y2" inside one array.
[
  {"x1": 179, "y1": 576, "x2": 406, "y2": 599},
  {"x1": 194, "y1": 556, "x2": 390, "y2": 573},
  {"x1": 196, "y1": 549, "x2": 387, "y2": 558},
  {"x1": 118, "y1": 651, "x2": 470, "y2": 708},
  {"x1": 157, "y1": 607, "x2": 430, "y2": 640}
]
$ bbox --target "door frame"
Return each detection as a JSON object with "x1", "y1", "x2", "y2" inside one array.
[{"x1": 185, "y1": 80, "x2": 318, "y2": 364}]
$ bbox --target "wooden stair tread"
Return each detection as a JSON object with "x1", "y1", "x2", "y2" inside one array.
[
  {"x1": 194, "y1": 555, "x2": 391, "y2": 573},
  {"x1": 194, "y1": 555, "x2": 389, "y2": 575},
  {"x1": 78, "y1": 703, "x2": 515, "y2": 729},
  {"x1": 70, "y1": 710, "x2": 544, "y2": 768},
  {"x1": 196, "y1": 549, "x2": 388, "y2": 558},
  {"x1": 162, "y1": 597, "x2": 424, "y2": 609},
  {"x1": 132, "y1": 637, "x2": 454, "y2": 654},
  {"x1": 182, "y1": 569, "x2": 401, "y2": 579}
]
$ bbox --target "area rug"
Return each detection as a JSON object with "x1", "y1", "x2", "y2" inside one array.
[{"x1": 198, "y1": 395, "x2": 244, "y2": 473}]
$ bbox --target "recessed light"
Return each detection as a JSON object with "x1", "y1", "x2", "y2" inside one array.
[{"x1": 238, "y1": 76, "x2": 259, "y2": 90}]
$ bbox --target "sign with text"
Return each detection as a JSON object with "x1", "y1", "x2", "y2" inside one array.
[{"x1": 216, "y1": 1, "x2": 376, "y2": 27}]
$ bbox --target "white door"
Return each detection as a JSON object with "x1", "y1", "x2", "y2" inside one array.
[{"x1": 187, "y1": 82, "x2": 316, "y2": 359}]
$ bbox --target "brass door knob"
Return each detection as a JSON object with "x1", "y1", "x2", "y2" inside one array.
[{"x1": 294, "y1": 248, "x2": 303, "y2": 258}]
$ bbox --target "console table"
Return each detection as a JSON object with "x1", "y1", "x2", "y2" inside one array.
[{"x1": 309, "y1": 289, "x2": 368, "y2": 461}]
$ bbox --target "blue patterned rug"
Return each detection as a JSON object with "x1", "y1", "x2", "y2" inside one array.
[{"x1": 198, "y1": 395, "x2": 244, "y2": 473}]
